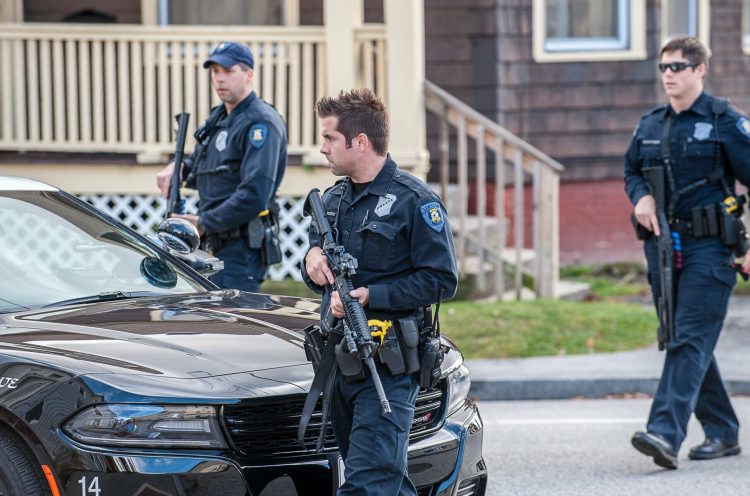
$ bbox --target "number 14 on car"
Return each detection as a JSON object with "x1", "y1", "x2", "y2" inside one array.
[{"x1": 77, "y1": 476, "x2": 101, "y2": 496}]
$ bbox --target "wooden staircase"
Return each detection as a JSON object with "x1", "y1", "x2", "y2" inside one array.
[{"x1": 425, "y1": 81, "x2": 564, "y2": 300}]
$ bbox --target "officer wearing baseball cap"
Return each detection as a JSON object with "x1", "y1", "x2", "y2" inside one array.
[
  {"x1": 203, "y1": 41, "x2": 254, "y2": 69},
  {"x1": 157, "y1": 41, "x2": 287, "y2": 292}
]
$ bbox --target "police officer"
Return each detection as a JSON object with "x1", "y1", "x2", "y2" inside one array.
[
  {"x1": 302, "y1": 89, "x2": 458, "y2": 495},
  {"x1": 625, "y1": 36, "x2": 750, "y2": 469},
  {"x1": 157, "y1": 41, "x2": 287, "y2": 292}
]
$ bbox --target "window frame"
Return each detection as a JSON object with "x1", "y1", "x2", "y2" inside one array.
[
  {"x1": 660, "y1": 0, "x2": 710, "y2": 49},
  {"x1": 532, "y1": 0, "x2": 647, "y2": 63}
]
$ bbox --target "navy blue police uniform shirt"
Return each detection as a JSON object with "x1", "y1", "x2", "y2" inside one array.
[
  {"x1": 186, "y1": 91, "x2": 287, "y2": 234},
  {"x1": 625, "y1": 92, "x2": 750, "y2": 219},
  {"x1": 302, "y1": 156, "x2": 458, "y2": 319}
]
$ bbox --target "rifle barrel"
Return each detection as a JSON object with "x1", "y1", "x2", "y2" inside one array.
[{"x1": 167, "y1": 112, "x2": 190, "y2": 217}]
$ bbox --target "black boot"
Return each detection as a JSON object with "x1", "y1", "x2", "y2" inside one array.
[
  {"x1": 631, "y1": 431, "x2": 678, "y2": 469},
  {"x1": 688, "y1": 438, "x2": 741, "y2": 460}
]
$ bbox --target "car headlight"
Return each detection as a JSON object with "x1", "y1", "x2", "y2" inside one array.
[
  {"x1": 445, "y1": 363, "x2": 471, "y2": 415},
  {"x1": 63, "y1": 404, "x2": 228, "y2": 449}
]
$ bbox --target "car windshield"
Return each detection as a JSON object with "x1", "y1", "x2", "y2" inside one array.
[{"x1": 0, "y1": 190, "x2": 208, "y2": 312}]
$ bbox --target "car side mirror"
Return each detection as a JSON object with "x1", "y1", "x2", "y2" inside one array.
[{"x1": 157, "y1": 218, "x2": 200, "y2": 255}]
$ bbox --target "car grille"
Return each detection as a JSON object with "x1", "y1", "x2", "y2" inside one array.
[
  {"x1": 457, "y1": 477, "x2": 482, "y2": 496},
  {"x1": 223, "y1": 380, "x2": 446, "y2": 458}
]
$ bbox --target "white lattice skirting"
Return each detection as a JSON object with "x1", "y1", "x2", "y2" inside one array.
[{"x1": 79, "y1": 194, "x2": 311, "y2": 281}]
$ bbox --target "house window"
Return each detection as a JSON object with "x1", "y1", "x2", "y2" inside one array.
[
  {"x1": 533, "y1": 0, "x2": 647, "y2": 62},
  {"x1": 661, "y1": 0, "x2": 710, "y2": 48},
  {"x1": 157, "y1": 0, "x2": 283, "y2": 25}
]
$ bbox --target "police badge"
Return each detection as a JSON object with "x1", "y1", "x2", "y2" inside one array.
[
  {"x1": 374, "y1": 194, "x2": 397, "y2": 217},
  {"x1": 214, "y1": 130, "x2": 228, "y2": 151},
  {"x1": 693, "y1": 122, "x2": 713, "y2": 141}
]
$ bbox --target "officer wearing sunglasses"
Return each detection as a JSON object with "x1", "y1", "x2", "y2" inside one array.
[{"x1": 625, "y1": 36, "x2": 750, "y2": 470}]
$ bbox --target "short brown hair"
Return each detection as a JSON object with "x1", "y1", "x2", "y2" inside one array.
[
  {"x1": 315, "y1": 88, "x2": 389, "y2": 155},
  {"x1": 660, "y1": 36, "x2": 709, "y2": 68}
]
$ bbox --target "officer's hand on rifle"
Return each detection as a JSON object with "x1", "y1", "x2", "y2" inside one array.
[
  {"x1": 330, "y1": 288, "x2": 369, "y2": 319},
  {"x1": 157, "y1": 162, "x2": 178, "y2": 198},
  {"x1": 634, "y1": 194, "x2": 661, "y2": 236},
  {"x1": 305, "y1": 247, "x2": 335, "y2": 287}
]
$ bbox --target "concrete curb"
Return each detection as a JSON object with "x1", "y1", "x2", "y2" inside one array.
[{"x1": 469, "y1": 378, "x2": 750, "y2": 401}]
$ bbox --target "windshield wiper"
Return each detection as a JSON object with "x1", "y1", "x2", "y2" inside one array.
[{"x1": 42, "y1": 291, "x2": 133, "y2": 308}]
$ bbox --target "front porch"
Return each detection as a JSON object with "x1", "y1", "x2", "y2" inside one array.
[{"x1": 0, "y1": 0, "x2": 563, "y2": 299}]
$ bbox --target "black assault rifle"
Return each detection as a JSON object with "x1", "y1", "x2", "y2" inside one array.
[
  {"x1": 166, "y1": 113, "x2": 190, "y2": 217},
  {"x1": 643, "y1": 166, "x2": 675, "y2": 350},
  {"x1": 304, "y1": 188, "x2": 392, "y2": 415}
]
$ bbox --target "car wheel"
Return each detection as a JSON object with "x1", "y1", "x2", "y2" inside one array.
[{"x1": 0, "y1": 429, "x2": 51, "y2": 496}]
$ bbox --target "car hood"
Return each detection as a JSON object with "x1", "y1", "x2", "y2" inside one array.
[{"x1": 0, "y1": 290, "x2": 321, "y2": 380}]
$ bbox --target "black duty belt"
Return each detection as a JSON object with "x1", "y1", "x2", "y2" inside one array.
[
  {"x1": 206, "y1": 224, "x2": 249, "y2": 252},
  {"x1": 670, "y1": 213, "x2": 719, "y2": 238},
  {"x1": 669, "y1": 219, "x2": 698, "y2": 236}
]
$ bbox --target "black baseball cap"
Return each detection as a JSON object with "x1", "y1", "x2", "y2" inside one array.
[{"x1": 203, "y1": 41, "x2": 254, "y2": 69}]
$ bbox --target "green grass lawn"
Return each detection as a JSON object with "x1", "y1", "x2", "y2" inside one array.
[
  {"x1": 261, "y1": 265, "x2": 659, "y2": 360},
  {"x1": 441, "y1": 299, "x2": 656, "y2": 359}
]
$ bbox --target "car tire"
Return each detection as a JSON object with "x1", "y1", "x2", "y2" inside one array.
[{"x1": 0, "y1": 429, "x2": 51, "y2": 496}]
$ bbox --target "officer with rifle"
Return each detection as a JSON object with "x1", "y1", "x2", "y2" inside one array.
[
  {"x1": 157, "y1": 41, "x2": 286, "y2": 292},
  {"x1": 301, "y1": 88, "x2": 457, "y2": 495},
  {"x1": 625, "y1": 36, "x2": 750, "y2": 470}
]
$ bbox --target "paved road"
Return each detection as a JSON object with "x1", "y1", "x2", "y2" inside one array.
[{"x1": 481, "y1": 398, "x2": 750, "y2": 496}]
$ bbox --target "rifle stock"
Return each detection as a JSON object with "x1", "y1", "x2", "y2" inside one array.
[
  {"x1": 643, "y1": 166, "x2": 675, "y2": 350},
  {"x1": 166, "y1": 113, "x2": 190, "y2": 217},
  {"x1": 304, "y1": 188, "x2": 392, "y2": 414}
]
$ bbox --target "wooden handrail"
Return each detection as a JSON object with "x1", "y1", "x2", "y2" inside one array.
[
  {"x1": 425, "y1": 80, "x2": 564, "y2": 173},
  {"x1": 425, "y1": 80, "x2": 562, "y2": 299}
]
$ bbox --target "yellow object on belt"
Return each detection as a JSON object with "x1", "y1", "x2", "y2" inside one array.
[
  {"x1": 724, "y1": 197, "x2": 738, "y2": 214},
  {"x1": 368, "y1": 319, "x2": 392, "y2": 345}
]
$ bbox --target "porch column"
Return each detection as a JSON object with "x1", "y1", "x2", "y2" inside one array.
[
  {"x1": 0, "y1": 0, "x2": 23, "y2": 22},
  {"x1": 324, "y1": 0, "x2": 361, "y2": 95},
  {"x1": 140, "y1": 0, "x2": 157, "y2": 25},
  {"x1": 384, "y1": 0, "x2": 428, "y2": 176}
]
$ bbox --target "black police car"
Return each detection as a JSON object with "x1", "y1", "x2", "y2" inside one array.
[{"x1": 0, "y1": 176, "x2": 486, "y2": 496}]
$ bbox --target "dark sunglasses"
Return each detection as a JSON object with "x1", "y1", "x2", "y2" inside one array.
[{"x1": 658, "y1": 61, "x2": 698, "y2": 73}]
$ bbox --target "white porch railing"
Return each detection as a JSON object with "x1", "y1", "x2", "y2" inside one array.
[
  {"x1": 425, "y1": 81, "x2": 563, "y2": 299},
  {"x1": 0, "y1": 23, "x2": 386, "y2": 160}
]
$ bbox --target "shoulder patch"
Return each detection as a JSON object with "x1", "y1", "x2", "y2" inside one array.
[
  {"x1": 249, "y1": 123, "x2": 268, "y2": 148},
  {"x1": 737, "y1": 117, "x2": 750, "y2": 139},
  {"x1": 420, "y1": 202, "x2": 445, "y2": 233}
]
